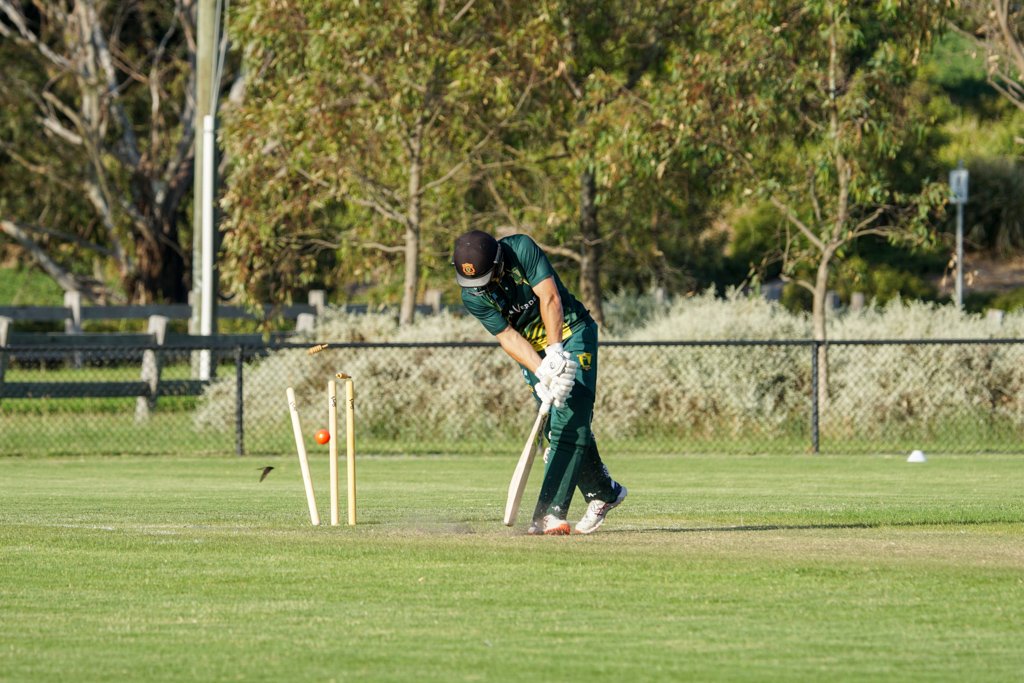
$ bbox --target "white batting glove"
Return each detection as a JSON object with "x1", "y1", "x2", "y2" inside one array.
[
  {"x1": 535, "y1": 342, "x2": 568, "y2": 386},
  {"x1": 558, "y1": 354, "x2": 578, "y2": 380},
  {"x1": 551, "y1": 387, "x2": 571, "y2": 408},
  {"x1": 533, "y1": 381, "x2": 555, "y2": 407},
  {"x1": 538, "y1": 366, "x2": 574, "y2": 409}
]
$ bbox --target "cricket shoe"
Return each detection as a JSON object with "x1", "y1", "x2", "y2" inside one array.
[
  {"x1": 574, "y1": 484, "x2": 627, "y2": 535},
  {"x1": 527, "y1": 514, "x2": 571, "y2": 536}
]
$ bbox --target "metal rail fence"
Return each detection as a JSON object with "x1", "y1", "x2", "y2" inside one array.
[{"x1": 1, "y1": 339, "x2": 1022, "y2": 456}]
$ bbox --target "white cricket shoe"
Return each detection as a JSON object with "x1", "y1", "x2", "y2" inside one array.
[
  {"x1": 527, "y1": 514, "x2": 570, "y2": 536},
  {"x1": 574, "y1": 485, "x2": 627, "y2": 535}
]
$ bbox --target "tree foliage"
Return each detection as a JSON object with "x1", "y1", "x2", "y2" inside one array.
[
  {"x1": 5, "y1": 0, "x2": 1016, "y2": 322},
  {"x1": 0, "y1": 0, "x2": 200, "y2": 303},
  {"x1": 221, "y1": 0, "x2": 561, "y2": 323},
  {"x1": 958, "y1": 0, "x2": 1024, "y2": 114},
  {"x1": 221, "y1": 1, "x2": 723, "y2": 326},
  {"x1": 692, "y1": 0, "x2": 953, "y2": 342},
  {"x1": 474, "y1": 1, "x2": 716, "y2": 325}
]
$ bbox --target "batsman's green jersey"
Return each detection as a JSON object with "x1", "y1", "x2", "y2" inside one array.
[
  {"x1": 459, "y1": 234, "x2": 591, "y2": 350},
  {"x1": 460, "y1": 234, "x2": 618, "y2": 521}
]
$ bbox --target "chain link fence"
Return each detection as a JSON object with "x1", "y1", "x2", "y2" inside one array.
[{"x1": 2, "y1": 340, "x2": 1022, "y2": 456}]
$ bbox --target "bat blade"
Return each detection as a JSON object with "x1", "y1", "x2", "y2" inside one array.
[{"x1": 503, "y1": 405, "x2": 549, "y2": 526}]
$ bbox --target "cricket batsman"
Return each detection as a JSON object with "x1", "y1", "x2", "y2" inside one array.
[{"x1": 452, "y1": 230, "x2": 627, "y2": 535}]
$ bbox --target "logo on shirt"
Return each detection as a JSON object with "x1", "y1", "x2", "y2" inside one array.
[
  {"x1": 461, "y1": 263, "x2": 476, "y2": 276},
  {"x1": 576, "y1": 352, "x2": 592, "y2": 371},
  {"x1": 509, "y1": 297, "x2": 537, "y2": 315},
  {"x1": 510, "y1": 267, "x2": 528, "y2": 286}
]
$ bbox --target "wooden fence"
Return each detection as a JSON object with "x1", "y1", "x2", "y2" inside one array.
[
  {"x1": 0, "y1": 289, "x2": 326, "y2": 333},
  {"x1": 0, "y1": 290, "x2": 327, "y2": 422}
]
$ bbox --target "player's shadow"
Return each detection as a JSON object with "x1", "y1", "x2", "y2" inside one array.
[{"x1": 616, "y1": 518, "x2": 1015, "y2": 533}]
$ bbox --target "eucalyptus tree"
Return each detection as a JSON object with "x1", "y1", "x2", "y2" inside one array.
[
  {"x1": 0, "y1": 0, "x2": 202, "y2": 303},
  {"x1": 694, "y1": 0, "x2": 952, "y2": 400},
  {"x1": 221, "y1": 1, "x2": 556, "y2": 324},
  {"x1": 960, "y1": 1, "x2": 1024, "y2": 113},
  {"x1": 945, "y1": 2, "x2": 1024, "y2": 255},
  {"x1": 481, "y1": 0, "x2": 699, "y2": 326}
]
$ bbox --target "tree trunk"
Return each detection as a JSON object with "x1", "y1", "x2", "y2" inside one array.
[
  {"x1": 811, "y1": 3, "x2": 845, "y2": 408},
  {"x1": 812, "y1": 252, "x2": 832, "y2": 409},
  {"x1": 133, "y1": 218, "x2": 188, "y2": 303},
  {"x1": 400, "y1": 221, "x2": 420, "y2": 326},
  {"x1": 578, "y1": 166, "x2": 605, "y2": 326},
  {"x1": 400, "y1": 125, "x2": 424, "y2": 327}
]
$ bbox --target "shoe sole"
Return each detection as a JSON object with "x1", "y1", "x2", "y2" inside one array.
[
  {"x1": 574, "y1": 486, "x2": 627, "y2": 535},
  {"x1": 543, "y1": 523, "x2": 570, "y2": 536}
]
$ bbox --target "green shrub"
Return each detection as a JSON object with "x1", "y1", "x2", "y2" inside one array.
[
  {"x1": 988, "y1": 287, "x2": 1024, "y2": 313},
  {"x1": 833, "y1": 256, "x2": 936, "y2": 305},
  {"x1": 959, "y1": 158, "x2": 1024, "y2": 256},
  {"x1": 193, "y1": 292, "x2": 1024, "y2": 447}
]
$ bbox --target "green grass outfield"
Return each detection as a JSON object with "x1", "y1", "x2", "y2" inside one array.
[{"x1": 1, "y1": 453, "x2": 1022, "y2": 682}]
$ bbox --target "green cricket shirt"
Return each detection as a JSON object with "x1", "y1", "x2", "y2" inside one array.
[{"x1": 460, "y1": 234, "x2": 592, "y2": 351}]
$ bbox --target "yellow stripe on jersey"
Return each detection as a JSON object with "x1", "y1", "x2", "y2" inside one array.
[{"x1": 523, "y1": 321, "x2": 574, "y2": 352}]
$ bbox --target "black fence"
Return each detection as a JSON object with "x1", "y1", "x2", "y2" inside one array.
[{"x1": 1, "y1": 339, "x2": 1022, "y2": 456}]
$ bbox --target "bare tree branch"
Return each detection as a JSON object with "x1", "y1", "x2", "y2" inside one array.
[
  {"x1": 536, "y1": 242, "x2": 582, "y2": 262},
  {"x1": 769, "y1": 195, "x2": 826, "y2": 251},
  {"x1": 950, "y1": 4, "x2": 1024, "y2": 111},
  {"x1": 361, "y1": 241, "x2": 407, "y2": 254},
  {"x1": 851, "y1": 207, "x2": 887, "y2": 235},
  {"x1": 350, "y1": 197, "x2": 407, "y2": 225},
  {"x1": 2, "y1": 219, "x2": 117, "y2": 258},
  {"x1": 0, "y1": 220, "x2": 104, "y2": 297},
  {"x1": 81, "y1": 1, "x2": 141, "y2": 170},
  {"x1": 2, "y1": 0, "x2": 200, "y2": 302},
  {"x1": 0, "y1": 1, "x2": 73, "y2": 70},
  {"x1": 39, "y1": 91, "x2": 86, "y2": 145},
  {"x1": 779, "y1": 271, "x2": 816, "y2": 295},
  {"x1": 989, "y1": 79, "x2": 1024, "y2": 112},
  {"x1": 452, "y1": 0, "x2": 476, "y2": 23},
  {"x1": 994, "y1": 0, "x2": 1024, "y2": 78}
]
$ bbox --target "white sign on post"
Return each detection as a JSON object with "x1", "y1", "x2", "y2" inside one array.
[
  {"x1": 949, "y1": 167, "x2": 969, "y2": 205},
  {"x1": 950, "y1": 163, "x2": 969, "y2": 309}
]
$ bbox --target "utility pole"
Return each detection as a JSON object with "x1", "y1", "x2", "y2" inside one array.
[{"x1": 192, "y1": 0, "x2": 218, "y2": 378}]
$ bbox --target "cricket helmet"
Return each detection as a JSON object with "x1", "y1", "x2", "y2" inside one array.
[{"x1": 452, "y1": 230, "x2": 504, "y2": 288}]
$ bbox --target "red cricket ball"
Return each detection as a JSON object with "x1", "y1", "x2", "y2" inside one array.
[{"x1": 314, "y1": 429, "x2": 330, "y2": 445}]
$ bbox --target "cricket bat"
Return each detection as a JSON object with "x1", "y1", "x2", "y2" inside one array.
[{"x1": 503, "y1": 401, "x2": 551, "y2": 526}]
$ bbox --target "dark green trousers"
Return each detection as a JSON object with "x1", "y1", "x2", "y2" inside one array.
[{"x1": 522, "y1": 320, "x2": 618, "y2": 521}]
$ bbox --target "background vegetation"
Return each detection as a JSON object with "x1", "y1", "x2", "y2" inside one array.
[
  {"x1": 189, "y1": 296, "x2": 1024, "y2": 456},
  {"x1": 2, "y1": 1, "x2": 1023, "y2": 323}
]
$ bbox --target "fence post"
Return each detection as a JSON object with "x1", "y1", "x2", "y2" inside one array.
[
  {"x1": 235, "y1": 345, "x2": 245, "y2": 456},
  {"x1": 424, "y1": 288, "x2": 443, "y2": 314},
  {"x1": 295, "y1": 313, "x2": 316, "y2": 333},
  {"x1": 64, "y1": 290, "x2": 83, "y2": 368},
  {"x1": 63, "y1": 290, "x2": 82, "y2": 334},
  {"x1": 0, "y1": 316, "x2": 10, "y2": 387},
  {"x1": 135, "y1": 315, "x2": 168, "y2": 423},
  {"x1": 810, "y1": 341, "x2": 820, "y2": 454},
  {"x1": 308, "y1": 289, "x2": 326, "y2": 316}
]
